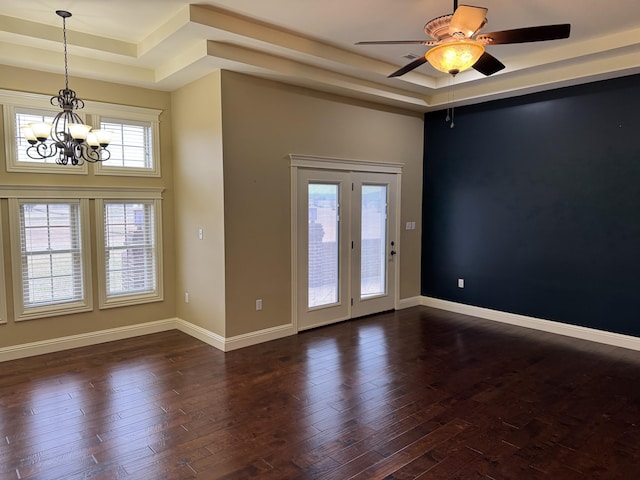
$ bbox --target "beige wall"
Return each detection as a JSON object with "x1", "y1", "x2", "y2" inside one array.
[
  {"x1": 0, "y1": 66, "x2": 175, "y2": 348},
  {"x1": 172, "y1": 72, "x2": 227, "y2": 337},
  {"x1": 1, "y1": 64, "x2": 423, "y2": 351},
  {"x1": 219, "y1": 71, "x2": 423, "y2": 337}
]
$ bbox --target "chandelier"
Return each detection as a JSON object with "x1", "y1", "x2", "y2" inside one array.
[{"x1": 21, "y1": 10, "x2": 112, "y2": 166}]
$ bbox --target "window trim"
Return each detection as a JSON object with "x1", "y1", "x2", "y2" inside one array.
[
  {"x1": 0, "y1": 208, "x2": 7, "y2": 325},
  {"x1": 3, "y1": 103, "x2": 89, "y2": 175},
  {"x1": 0, "y1": 185, "x2": 164, "y2": 200},
  {"x1": 95, "y1": 197, "x2": 164, "y2": 309},
  {"x1": 1, "y1": 89, "x2": 161, "y2": 177},
  {"x1": 92, "y1": 115, "x2": 161, "y2": 177},
  {"x1": 0, "y1": 185, "x2": 164, "y2": 319},
  {"x1": 8, "y1": 197, "x2": 93, "y2": 321}
]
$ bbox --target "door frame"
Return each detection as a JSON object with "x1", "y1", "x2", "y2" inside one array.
[{"x1": 290, "y1": 154, "x2": 403, "y2": 332}]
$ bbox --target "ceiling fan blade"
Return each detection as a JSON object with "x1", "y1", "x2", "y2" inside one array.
[
  {"x1": 388, "y1": 56, "x2": 428, "y2": 77},
  {"x1": 472, "y1": 51, "x2": 505, "y2": 76},
  {"x1": 355, "y1": 40, "x2": 435, "y2": 46},
  {"x1": 477, "y1": 24, "x2": 571, "y2": 45},
  {"x1": 449, "y1": 5, "x2": 488, "y2": 37}
]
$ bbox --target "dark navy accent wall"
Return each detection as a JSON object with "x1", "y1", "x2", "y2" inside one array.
[{"x1": 422, "y1": 74, "x2": 640, "y2": 337}]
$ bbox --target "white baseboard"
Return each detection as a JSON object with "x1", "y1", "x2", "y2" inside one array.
[
  {"x1": 222, "y1": 323, "x2": 296, "y2": 351},
  {"x1": 421, "y1": 296, "x2": 640, "y2": 351},
  {"x1": 0, "y1": 318, "x2": 177, "y2": 363},
  {"x1": 175, "y1": 319, "x2": 225, "y2": 351},
  {"x1": 0, "y1": 318, "x2": 298, "y2": 362},
  {"x1": 175, "y1": 319, "x2": 295, "y2": 352},
  {"x1": 398, "y1": 296, "x2": 421, "y2": 309},
  {"x1": 13, "y1": 297, "x2": 632, "y2": 362}
]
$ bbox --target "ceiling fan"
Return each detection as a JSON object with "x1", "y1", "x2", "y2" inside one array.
[{"x1": 356, "y1": 0, "x2": 571, "y2": 77}]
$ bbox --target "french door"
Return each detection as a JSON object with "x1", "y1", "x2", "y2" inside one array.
[{"x1": 295, "y1": 167, "x2": 399, "y2": 331}]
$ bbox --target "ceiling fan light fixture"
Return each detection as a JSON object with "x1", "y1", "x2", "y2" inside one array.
[{"x1": 426, "y1": 40, "x2": 485, "y2": 75}]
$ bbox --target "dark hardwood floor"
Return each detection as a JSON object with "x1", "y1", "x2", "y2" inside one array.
[{"x1": 1, "y1": 306, "x2": 639, "y2": 479}]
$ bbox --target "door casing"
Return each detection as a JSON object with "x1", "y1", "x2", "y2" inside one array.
[{"x1": 290, "y1": 154, "x2": 402, "y2": 331}]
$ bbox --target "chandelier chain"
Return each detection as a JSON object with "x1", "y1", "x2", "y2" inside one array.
[{"x1": 62, "y1": 15, "x2": 69, "y2": 90}]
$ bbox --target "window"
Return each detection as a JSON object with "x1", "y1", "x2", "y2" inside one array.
[
  {"x1": 14, "y1": 108, "x2": 58, "y2": 164},
  {"x1": 9, "y1": 199, "x2": 92, "y2": 321},
  {"x1": 1, "y1": 185, "x2": 164, "y2": 318},
  {"x1": 96, "y1": 199, "x2": 163, "y2": 308},
  {"x1": 1, "y1": 89, "x2": 161, "y2": 177},
  {"x1": 3, "y1": 104, "x2": 88, "y2": 174},
  {"x1": 93, "y1": 116, "x2": 160, "y2": 177}
]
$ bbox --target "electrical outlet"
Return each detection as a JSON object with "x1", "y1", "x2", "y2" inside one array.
[
  {"x1": 256, "y1": 299, "x2": 263, "y2": 311},
  {"x1": 198, "y1": 228, "x2": 204, "y2": 240},
  {"x1": 458, "y1": 278, "x2": 464, "y2": 288}
]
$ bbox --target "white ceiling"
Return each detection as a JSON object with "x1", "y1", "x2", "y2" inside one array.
[{"x1": 1, "y1": 0, "x2": 639, "y2": 111}]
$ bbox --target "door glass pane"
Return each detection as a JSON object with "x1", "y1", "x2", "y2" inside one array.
[
  {"x1": 361, "y1": 185, "x2": 387, "y2": 298},
  {"x1": 308, "y1": 183, "x2": 339, "y2": 308}
]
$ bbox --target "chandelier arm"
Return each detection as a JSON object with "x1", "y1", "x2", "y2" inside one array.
[
  {"x1": 77, "y1": 143, "x2": 106, "y2": 163},
  {"x1": 51, "y1": 110, "x2": 79, "y2": 144},
  {"x1": 26, "y1": 142, "x2": 58, "y2": 160},
  {"x1": 98, "y1": 147, "x2": 111, "y2": 162}
]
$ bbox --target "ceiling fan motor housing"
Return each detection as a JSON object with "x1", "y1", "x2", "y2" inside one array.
[
  {"x1": 424, "y1": 14, "x2": 455, "y2": 40},
  {"x1": 424, "y1": 13, "x2": 488, "y2": 41}
]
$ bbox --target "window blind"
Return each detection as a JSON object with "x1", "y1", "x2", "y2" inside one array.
[
  {"x1": 100, "y1": 118, "x2": 153, "y2": 169},
  {"x1": 103, "y1": 202, "x2": 157, "y2": 297},
  {"x1": 14, "y1": 108, "x2": 57, "y2": 164},
  {"x1": 18, "y1": 201, "x2": 85, "y2": 307}
]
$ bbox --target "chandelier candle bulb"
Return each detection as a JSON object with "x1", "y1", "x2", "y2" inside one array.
[
  {"x1": 28, "y1": 122, "x2": 53, "y2": 141},
  {"x1": 21, "y1": 126, "x2": 38, "y2": 143},
  {"x1": 92, "y1": 130, "x2": 113, "y2": 147},
  {"x1": 86, "y1": 132, "x2": 99, "y2": 148},
  {"x1": 67, "y1": 123, "x2": 92, "y2": 141}
]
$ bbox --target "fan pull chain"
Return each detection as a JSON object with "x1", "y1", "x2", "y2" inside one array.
[
  {"x1": 445, "y1": 77, "x2": 451, "y2": 122},
  {"x1": 445, "y1": 75, "x2": 455, "y2": 128}
]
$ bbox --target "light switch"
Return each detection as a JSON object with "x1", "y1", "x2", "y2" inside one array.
[{"x1": 198, "y1": 228, "x2": 203, "y2": 240}]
